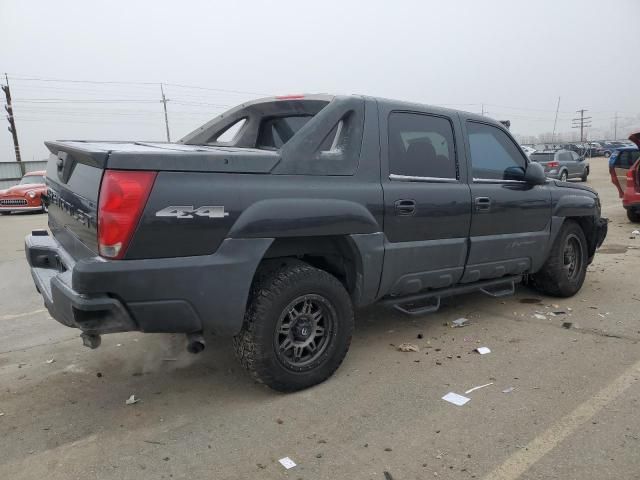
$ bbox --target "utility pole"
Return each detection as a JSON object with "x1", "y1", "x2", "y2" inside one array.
[
  {"x1": 571, "y1": 109, "x2": 592, "y2": 142},
  {"x1": 2, "y1": 73, "x2": 24, "y2": 173},
  {"x1": 551, "y1": 96, "x2": 561, "y2": 143},
  {"x1": 613, "y1": 112, "x2": 618, "y2": 140},
  {"x1": 160, "y1": 83, "x2": 171, "y2": 142}
]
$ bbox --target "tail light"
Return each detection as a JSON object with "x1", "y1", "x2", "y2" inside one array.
[
  {"x1": 98, "y1": 170, "x2": 157, "y2": 259},
  {"x1": 547, "y1": 161, "x2": 560, "y2": 168}
]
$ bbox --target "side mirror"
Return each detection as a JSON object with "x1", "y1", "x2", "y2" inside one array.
[{"x1": 524, "y1": 161, "x2": 546, "y2": 185}]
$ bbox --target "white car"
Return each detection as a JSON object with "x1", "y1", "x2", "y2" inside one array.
[{"x1": 520, "y1": 145, "x2": 536, "y2": 157}]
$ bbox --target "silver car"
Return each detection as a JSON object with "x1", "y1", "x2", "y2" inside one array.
[{"x1": 529, "y1": 149, "x2": 590, "y2": 182}]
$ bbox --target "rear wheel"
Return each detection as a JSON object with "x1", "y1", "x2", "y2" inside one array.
[
  {"x1": 581, "y1": 167, "x2": 589, "y2": 182},
  {"x1": 234, "y1": 260, "x2": 354, "y2": 392},
  {"x1": 559, "y1": 171, "x2": 568, "y2": 182},
  {"x1": 628, "y1": 208, "x2": 640, "y2": 223},
  {"x1": 531, "y1": 220, "x2": 588, "y2": 297}
]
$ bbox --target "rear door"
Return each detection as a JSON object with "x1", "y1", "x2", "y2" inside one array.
[
  {"x1": 569, "y1": 151, "x2": 586, "y2": 177},
  {"x1": 610, "y1": 150, "x2": 640, "y2": 194},
  {"x1": 462, "y1": 120, "x2": 551, "y2": 283},
  {"x1": 378, "y1": 107, "x2": 471, "y2": 297}
]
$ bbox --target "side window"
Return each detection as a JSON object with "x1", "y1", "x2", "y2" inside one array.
[
  {"x1": 388, "y1": 112, "x2": 457, "y2": 179},
  {"x1": 467, "y1": 122, "x2": 526, "y2": 180},
  {"x1": 570, "y1": 152, "x2": 580, "y2": 161}
]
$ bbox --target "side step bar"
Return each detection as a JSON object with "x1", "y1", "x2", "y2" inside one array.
[{"x1": 383, "y1": 275, "x2": 522, "y2": 316}]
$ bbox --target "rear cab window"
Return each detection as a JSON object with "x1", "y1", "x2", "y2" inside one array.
[
  {"x1": 466, "y1": 122, "x2": 526, "y2": 181},
  {"x1": 388, "y1": 112, "x2": 458, "y2": 180}
]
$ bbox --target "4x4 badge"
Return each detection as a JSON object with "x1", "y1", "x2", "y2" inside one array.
[{"x1": 155, "y1": 206, "x2": 229, "y2": 219}]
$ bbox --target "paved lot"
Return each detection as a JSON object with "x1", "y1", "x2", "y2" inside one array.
[{"x1": 1, "y1": 159, "x2": 639, "y2": 480}]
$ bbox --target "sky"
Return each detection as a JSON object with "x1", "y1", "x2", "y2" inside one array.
[{"x1": 1, "y1": 0, "x2": 639, "y2": 161}]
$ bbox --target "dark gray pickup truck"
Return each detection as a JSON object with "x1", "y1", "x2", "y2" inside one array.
[{"x1": 25, "y1": 94, "x2": 607, "y2": 391}]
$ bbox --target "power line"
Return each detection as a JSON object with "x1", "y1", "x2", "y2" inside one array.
[{"x1": 6, "y1": 74, "x2": 269, "y2": 96}]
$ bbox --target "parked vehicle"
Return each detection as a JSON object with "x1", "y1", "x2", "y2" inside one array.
[
  {"x1": 25, "y1": 94, "x2": 608, "y2": 391},
  {"x1": 610, "y1": 133, "x2": 640, "y2": 222},
  {"x1": 598, "y1": 142, "x2": 627, "y2": 158},
  {"x1": 529, "y1": 150, "x2": 589, "y2": 182},
  {"x1": 0, "y1": 170, "x2": 47, "y2": 215},
  {"x1": 520, "y1": 145, "x2": 536, "y2": 157}
]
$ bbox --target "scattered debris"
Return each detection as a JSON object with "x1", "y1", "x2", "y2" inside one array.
[
  {"x1": 475, "y1": 347, "x2": 491, "y2": 355},
  {"x1": 562, "y1": 322, "x2": 573, "y2": 329},
  {"x1": 125, "y1": 395, "x2": 140, "y2": 405},
  {"x1": 0, "y1": 412, "x2": 4, "y2": 417},
  {"x1": 465, "y1": 382, "x2": 493, "y2": 394},
  {"x1": 315, "y1": 453, "x2": 323, "y2": 459},
  {"x1": 452, "y1": 317, "x2": 470, "y2": 328},
  {"x1": 143, "y1": 440, "x2": 166, "y2": 445},
  {"x1": 598, "y1": 313, "x2": 606, "y2": 318},
  {"x1": 276, "y1": 418, "x2": 284, "y2": 424},
  {"x1": 384, "y1": 472, "x2": 394, "y2": 480},
  {"x1": 278, "y1": 457, "x2": 296, "y2": 469},
  {"x1": 397, "y1": 343, "x2": 419, "y2": 352},
  {"x1": 45, "y1": 359, "x2": 55, "y2": 364},
  {"x1": 442, "y1": 392, "x2": 470, "y2": 406},
  {"x1": 502, "y1": 387, "x2": 515, "y2": 393},
  {"x1": 96, "y1": 372, "x2": 102, "y2": 378},
  {"x1": 384, "y1": 447, "x2": 393, "y2": 452},
  {"x1": 417, "y1": 333, "x2": 424, "y2": 339},
  {"x1": 162, "y1": 358, "x2": 178, "y2": 362},
  {"x1": 632, "y1": 230, "x2": 640, "y2": 236},
  {"x1": 533, "y1": 314, "x2": 547, "y2": 320},
  {"x1": 550, "y1": 311, "x2": 566, "y2": 316},
  {"x1": 116, "y1": 344, "x2": 122, "y2": 347}
]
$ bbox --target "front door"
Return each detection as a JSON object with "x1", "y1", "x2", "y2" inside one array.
[
  {"x1": 462, "y1": 120, "x2": 552, "y2": 283},
  {"x1": 379, "y1": 110, "x2": 471, "y2": 297}
]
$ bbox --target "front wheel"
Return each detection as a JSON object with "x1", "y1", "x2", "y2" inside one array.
[
  {"x1": 531, "y1": 220, "x2": 588, "y2": 297},
  {"x1": 234, "y1": 261, "x2": 354, "y2": 392},
  {"x1": 628, "y1": 208, "x2": 640, "y2": 223}
]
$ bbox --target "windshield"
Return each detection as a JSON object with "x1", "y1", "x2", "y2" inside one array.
[{"x1": 19, "y1": 175, "x2": 45, "y2": 185}]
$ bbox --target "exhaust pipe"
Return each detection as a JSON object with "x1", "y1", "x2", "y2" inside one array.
[{"x1": 186, "y1": 333, "x2": 205, "y2": 354}]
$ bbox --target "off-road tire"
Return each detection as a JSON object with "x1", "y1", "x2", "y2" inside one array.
[
  {"x1": 531, "y1": 220, "x2": 588, "y2": 297},
  {"x1": 233, "y1": 260, "x2": 354, "y2": 392},
  {"x1": 581, "y1": 168, "x2": 589, "y2": 182},
  {"x1": 627, "y1": 208, "x2": 640, "y2": 223}
]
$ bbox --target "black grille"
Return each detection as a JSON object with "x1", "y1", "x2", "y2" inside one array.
[{"x1": 0, "y1": 199, "x2": 28, "y2": 206}]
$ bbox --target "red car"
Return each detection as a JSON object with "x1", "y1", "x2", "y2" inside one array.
[
  {"x1": 610, "y1": 133, "x2": 640, "y2": 222},
  {"x1": 0, "y1": 170, "x2": 47, "y2": 215}
]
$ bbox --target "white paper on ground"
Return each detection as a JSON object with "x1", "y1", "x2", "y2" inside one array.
[
  {"x1": 465, "y1": 382, "x2": 494, "y2": 394},
  {"x1": 279, "y1": 457, "x2": 297, "y2": 469},
  {"x1": 442, "y1": 392, "x2": 470, "y2": 406},
  {"x1": 475, "y1": 347, "x2": 491, "y2": 355}
]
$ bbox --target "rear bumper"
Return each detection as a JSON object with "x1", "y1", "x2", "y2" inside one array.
[{"x1": 25, "y1": 232, "x2": 273, "y2": 336}]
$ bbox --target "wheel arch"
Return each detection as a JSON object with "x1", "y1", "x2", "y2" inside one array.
[{"x1": 257, "y1": 233, "x2": 385, "y2": 307}]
